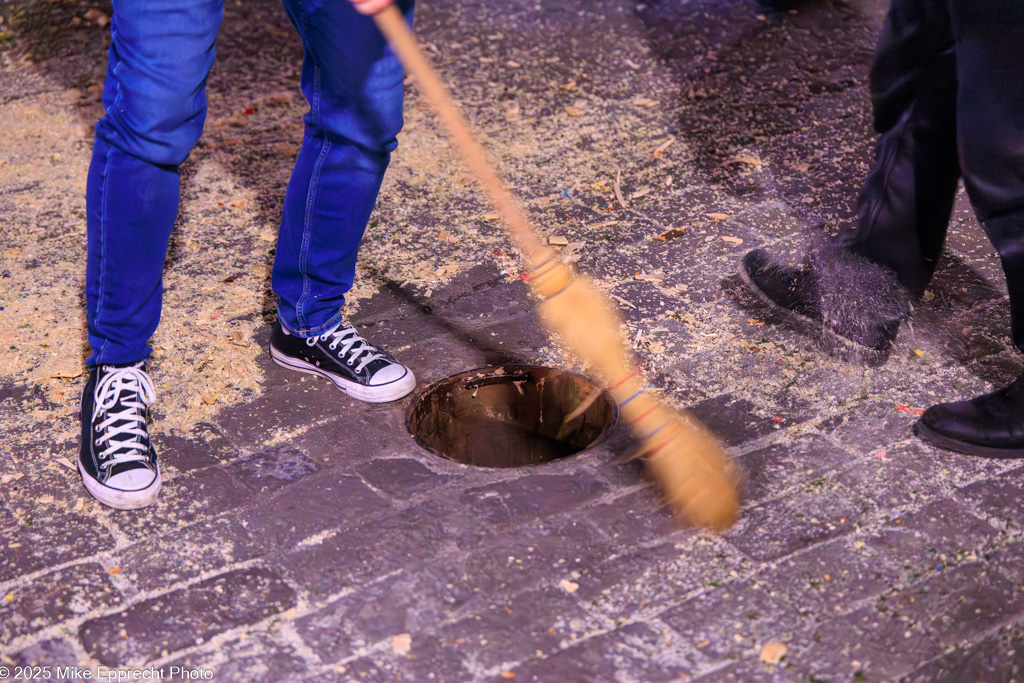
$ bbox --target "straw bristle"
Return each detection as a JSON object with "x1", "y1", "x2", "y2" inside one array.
[
  {"x1": 643, "y1": 410, "x2": 742, "y2": 530},
  {"x1": 538, "y1": 269, "x2": 742, "y2": 530}
]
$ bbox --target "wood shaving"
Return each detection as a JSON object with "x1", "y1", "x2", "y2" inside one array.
[
  {"x1": 613, "y1": 169, "x2": 628, "y2": 210},
  {"x1": 392, "y1": 634, "x2": 412, "y2": 655},
  {"x1": 723, "y1": 155, "x2": 762, "y2": 167},
  {"x1": 760, "y1": 641, "x2": 788, "y2": 664}
]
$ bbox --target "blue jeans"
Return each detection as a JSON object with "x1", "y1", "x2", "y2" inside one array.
[{"x1": 85, "y1": 0, "x2": 412, "y2": 366}]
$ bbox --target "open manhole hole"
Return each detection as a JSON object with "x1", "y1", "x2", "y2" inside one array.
[{"x1": 407, "y1": 365, "x2": 617, "y2": 468}]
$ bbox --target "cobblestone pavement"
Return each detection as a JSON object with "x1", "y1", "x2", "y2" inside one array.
[{"x1": 3, "y1": 0, "x2": 1024, "y2": 681}]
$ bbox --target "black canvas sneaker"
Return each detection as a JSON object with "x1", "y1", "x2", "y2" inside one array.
[
  {"x1": 738, "y1": 248, "x2": 909, "y2": 366},
  {"x1": 79, "y1": 361, "x2": 160, "y2": 510},
  {"x1": 269, "y1": 318, "x2": 416, "y2": 402}
]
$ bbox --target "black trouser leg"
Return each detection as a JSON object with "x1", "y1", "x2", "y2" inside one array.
[
  {"x1": 949, "y1": 1, "x2": 1024, "y2": 352},
  {"x1": 834, "y1": 0, "x2": 961, "y2": 298}
]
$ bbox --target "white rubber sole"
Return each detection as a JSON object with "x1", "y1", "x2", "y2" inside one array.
[
  {"x1": 270, "y1": 345, "x2": 416, "y2": 403},
  {"x1": 78, "y1": 460, "x2": 161, "y2": 510}
]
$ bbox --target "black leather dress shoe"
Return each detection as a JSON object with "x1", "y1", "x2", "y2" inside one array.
[
  {"x1": 914, "y1": 373, "x2": 1024, "y2": 458},
  {"x1": 738, "y1": 248, "x2": 908, "y2": 366}
]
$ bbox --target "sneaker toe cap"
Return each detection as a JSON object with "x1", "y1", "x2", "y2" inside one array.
[
  {"x1": 369, "y1": 364, "x2": 411, "y2": 386},
  {"x1": 106, "y1": 467, "x2": 158, "y2": 492}
]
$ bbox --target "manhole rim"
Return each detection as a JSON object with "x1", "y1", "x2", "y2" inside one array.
[{"x1": 405, "y1": 363, "x2": 619, "y2": 468}]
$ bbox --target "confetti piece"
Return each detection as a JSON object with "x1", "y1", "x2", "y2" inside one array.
[
  {"x1": 914, "y1": 348, "x2": 925, "y2": 357},
  {"x1": 896, "y1": 404, "x2": 925, "y2": 416}
]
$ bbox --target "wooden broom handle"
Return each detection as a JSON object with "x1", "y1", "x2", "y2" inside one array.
[{"x1": 373, "y1": 5, "x2": 552, "y2": 268}]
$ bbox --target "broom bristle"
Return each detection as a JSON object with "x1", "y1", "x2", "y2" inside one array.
[
  {"x1": 538, "y1": 267, "x2": 742, "y2": 529},
  {"x1": 643, "y1": 408, "x2": 742, "y2": 530}
]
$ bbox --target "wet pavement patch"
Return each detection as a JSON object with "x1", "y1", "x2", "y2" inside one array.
[
  {"x1": 407, "y1": 365, "x2": 616, "y2": 468},
  {"x1": 233, "y1": 445, "x2": 318, "y2": 483}
]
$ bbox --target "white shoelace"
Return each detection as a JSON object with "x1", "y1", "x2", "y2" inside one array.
[
  {"x1": 307, "y1": 322, "x2": 385, "y2": 373},
  {"x1": 94, "y1": 365, "x2": 156, "y2": 469}
]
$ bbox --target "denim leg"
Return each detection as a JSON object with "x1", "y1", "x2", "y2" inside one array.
[
  {"x1": 273, "y1": 0, "x2": 413, "y2": 336},
  {"x1": 834, "y1": 0, "x2": 960, "y2": 298},
  {"x1": 86, "y1": 0, "x2": 224, "y2": 366}
]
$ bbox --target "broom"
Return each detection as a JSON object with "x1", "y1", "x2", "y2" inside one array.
[{"x1": 373, "y1": 6, "x2": 742, "y2": 530}]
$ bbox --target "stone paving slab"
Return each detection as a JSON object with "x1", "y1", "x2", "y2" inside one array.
[
  {"x1": 79, "y1": 566, "x2": 297, "y2": 667},
  {"x1": 4, "y1": 0, "x2": 1024, "y2": 681}
]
